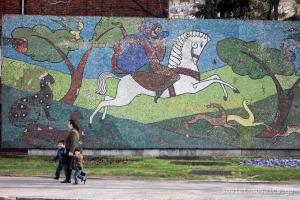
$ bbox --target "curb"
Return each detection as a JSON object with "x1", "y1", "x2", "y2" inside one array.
[
  {"x1": 1, "y1": 197, "x2": 80, "y2": 200},
  {"x1": 0, "y1": 174, "x2": 283, "y2": 184}
]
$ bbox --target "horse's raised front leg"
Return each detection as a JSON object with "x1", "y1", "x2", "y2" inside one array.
[
  {"x1": 203, "y1": 75, "x2": 229, "y2": 101},
  {"x1": 193, "y1": 78, "x2": 239, "y2": 100}
]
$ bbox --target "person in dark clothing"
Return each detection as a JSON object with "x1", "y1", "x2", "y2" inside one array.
[
  {"x1": 53, "y1": 140, "x2": 66, "y2": 180},
  {"x1": 61, "y1": 120, "x2": 80, "y2": 183}
]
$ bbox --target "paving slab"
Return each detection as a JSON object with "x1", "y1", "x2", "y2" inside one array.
[{"x1": 0, "y1": 176, "x2": 299, "y2": 200}]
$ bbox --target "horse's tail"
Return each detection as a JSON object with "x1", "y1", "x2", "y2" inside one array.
[{"x1": 96, "y1": 72, "x2": 121, "y2": 95}]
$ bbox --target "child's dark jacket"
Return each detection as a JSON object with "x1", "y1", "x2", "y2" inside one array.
[{"x1": 53, "y1": 148, "x2": 65, "y2": 163}]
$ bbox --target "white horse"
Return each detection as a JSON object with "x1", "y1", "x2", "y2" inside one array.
[{"x1": 89, "y1": 31, "x2": 239, "y2": 126}]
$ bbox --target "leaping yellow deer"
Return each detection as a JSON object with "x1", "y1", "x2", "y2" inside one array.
[{"x1": 227, "y1": 100, "x2": 269, "y2": 128}]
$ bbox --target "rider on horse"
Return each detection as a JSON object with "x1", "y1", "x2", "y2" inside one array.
[{"x1": 112, "y1": 21, "x2": 180, "y2": 103}]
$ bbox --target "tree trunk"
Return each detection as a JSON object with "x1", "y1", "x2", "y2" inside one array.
[
  {"x1": 60, "y1": 70, "x2": 84, "y2": 104},
  {"x1": 257, "y1": 92, "x2": 295, "y2": 138},
  {"x1": 273, "y1": 0, "x2": 280, "y2": 20},
  {"x1": 59, "y1": 46, "x2": 93, "y2": 104},
  {"x1": 205, "y1": 0, "x2": 217, "y2": 18},
  {"x1": 268, "y1": 0, "x2": 280, "y2": 20}
]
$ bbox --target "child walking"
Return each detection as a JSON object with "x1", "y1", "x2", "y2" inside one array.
[
  {"x1": 72, "y1": 147, "x2": 87, "y2": 184},
  {"x1": 53, "y1": 140, "x2": 66, "y2": 180}
]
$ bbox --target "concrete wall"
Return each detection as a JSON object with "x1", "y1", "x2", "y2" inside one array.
[
  {"x1": 1, "y1": 15, "x2": 300, "y2": 150},
  {"x1": 29, "y1": 149, "x2": 300, "y2": 157}
]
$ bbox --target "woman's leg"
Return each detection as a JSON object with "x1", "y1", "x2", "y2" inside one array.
[
  {"x1": 66, "y1": 159, "x2": 72, "y2": 181},
  {"x1": 63, "y1": 151, "x2": 72, "y2": 182}
]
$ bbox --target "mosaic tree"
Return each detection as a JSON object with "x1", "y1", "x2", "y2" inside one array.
[
  {"x1": 9, "y1": 17, "x2": 140, "y2": 104},
  {"x1": 217, "y1": 38, "x2": 300, "y2": 138}
]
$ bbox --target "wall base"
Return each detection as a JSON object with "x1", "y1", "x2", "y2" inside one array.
[{"x1": 28, "y1": 149, "x2": 300, "y2": 157}]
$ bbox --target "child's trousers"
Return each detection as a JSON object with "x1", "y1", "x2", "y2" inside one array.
[
  {"x1": 73, "y1": 169, "x2": 84, "y2": 183},
  {"x1": 55, "y1": 162, "x2": 65, "y2": 178}
]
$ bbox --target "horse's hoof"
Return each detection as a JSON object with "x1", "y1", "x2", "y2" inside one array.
[
  {"x1": 95, "y1": 90, "x2": 102, "y2": 95},
  {"x1": 223, "y1": 96, "x2": 228, "y2": 101},
  {"x1": 233, "y1": 88, "x2": 240, "y2": 93},
  {"x1": 88, "y1": 123, "x2": 92, "y2": 129}
]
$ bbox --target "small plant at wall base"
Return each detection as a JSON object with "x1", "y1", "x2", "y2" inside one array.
[{"x1": 217, "y1": 38, "x2": 300, "y2": 138}]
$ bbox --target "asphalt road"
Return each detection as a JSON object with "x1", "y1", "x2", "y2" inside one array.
[{"x1": 0, "y1": 176, "x2": 299, "y2": 200}]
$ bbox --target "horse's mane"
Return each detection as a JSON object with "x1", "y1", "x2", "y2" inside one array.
[{"x1": 168, "y1": 31, "x2": 208, "y2": 68}]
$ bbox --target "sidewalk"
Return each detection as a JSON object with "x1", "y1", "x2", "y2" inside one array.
[{"x1": 0, "y1": 176, "x2": 299, "y2": 200}]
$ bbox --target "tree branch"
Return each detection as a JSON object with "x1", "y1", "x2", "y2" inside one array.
[
  {"x1": 32, "y1": 35, "x2": 75, "y2": 73},
  {"x1": 289, "y1": 77, "x2": 300, "y2": 95},
  {"x1": 241, "y1": 50, "x2": 284, "y2": 96},
  {"x1": 77, "y1": 44, "x2": 93, "y2": 74},
  {"x1": 93, "y1": 27, "x2": 115, "y2": 43}
]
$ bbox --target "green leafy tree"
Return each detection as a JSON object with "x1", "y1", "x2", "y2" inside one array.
[
  {"x1": 248, "y1": 0, "x2": 269, "y2": 19},
  {"x1": 10, "y1": 17, "x2": 141, "y2": 104},
  {"x1": 217, "y1": 38, "x2": 300, "y2": 138}
]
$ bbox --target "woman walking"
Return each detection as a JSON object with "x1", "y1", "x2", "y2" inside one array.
[{"x1": 61, "y1": 120, "x2": 80, "y2": 183}]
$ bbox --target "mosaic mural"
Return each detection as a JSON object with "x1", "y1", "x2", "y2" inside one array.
[{"x1": 1, "y1": 15, "x2": 300, "y2": 149}]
